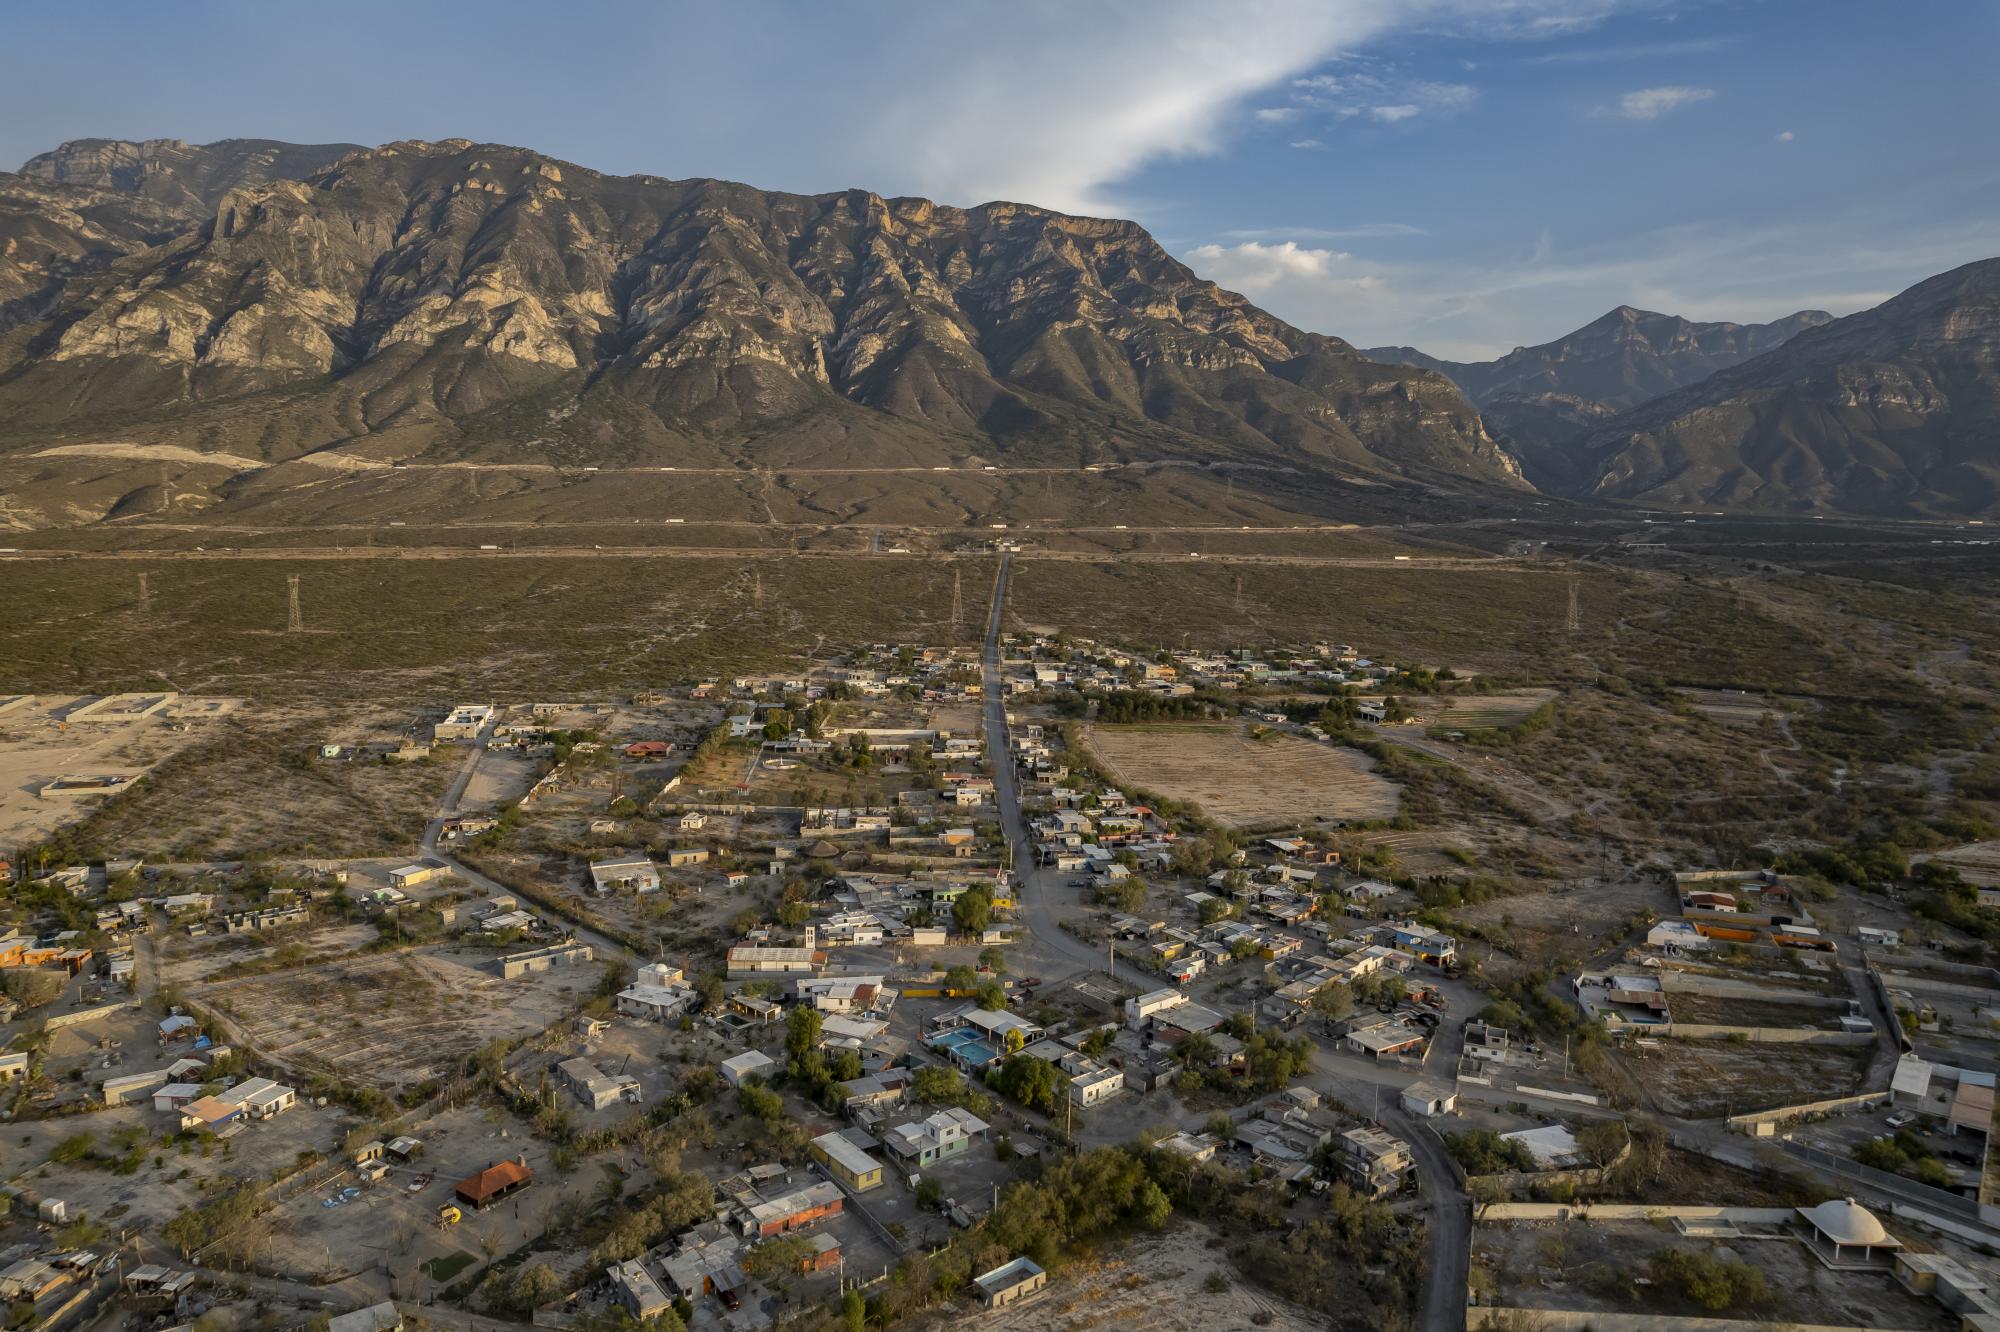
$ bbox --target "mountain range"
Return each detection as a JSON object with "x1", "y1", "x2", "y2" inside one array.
[
  {"x1": 1364, "y1": 306, "x2": 1834, "y2": 490},
  {"x1": 1372, "y1": 270, "x2": 2000, "y2": 517},
  {"x1": 0, "y1": 135, "x2": 1995, "y2": 527},
  {"x1": 0, "y1": 136, "x2": 1519, "y2": 532}
]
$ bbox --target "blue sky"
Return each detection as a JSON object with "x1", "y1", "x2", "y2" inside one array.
[{"x1": 4, "y1": 0, "x2": 1994, "y2": 358}]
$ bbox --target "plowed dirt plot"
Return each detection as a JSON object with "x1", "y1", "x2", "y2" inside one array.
[
  {"x1": 1427, "y1": 688, "x2": 1557, "y2": 727},
  {"x1": 1085, "y1": 722, "x2": 1397, "y2": 829},
  {"x1": 191, "y1": 947, "x2": 589, "y2": 1090}
]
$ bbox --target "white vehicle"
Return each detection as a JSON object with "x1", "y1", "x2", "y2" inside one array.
[{"x1": 1885, "y1": 1111, "x2": 1917, "y2": 1129}]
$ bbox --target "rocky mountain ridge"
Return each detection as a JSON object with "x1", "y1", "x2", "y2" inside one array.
[
  {"x1": 0, "y1": 136, "x2": 1523, "y2": 529},
  {"x1": 1569, "y1": 258, "x2": 2000, "y2": 515}
]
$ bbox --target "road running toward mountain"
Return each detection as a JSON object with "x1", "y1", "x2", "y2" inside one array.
[{"x1": 977, "y1": 552, "x2": 1154, "y2": 990}]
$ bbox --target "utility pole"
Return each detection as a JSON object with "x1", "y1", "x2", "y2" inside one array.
[{"x1": 286, "y1": 575, "x2": 303, "y2": 633}]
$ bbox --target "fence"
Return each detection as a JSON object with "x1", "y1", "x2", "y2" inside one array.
[
  {"x1": 1476, "y1": 1203, "x2": 1794, "y2": 1224},
  {"x1": 1774, "y1": 1139, "x2": 1981, "y2": 1221},
  {"x1": 1605, "y1": 1021, "x2": 1871, "y2": 1045},
  {"x1": 44, "y1": 999, "x2": 140, "y2": 1032},
  {"x1": 1724, "y1": 1090, "x2": 1890, "y2": 1135},
  {"x1": 1469, "y1": 1306, "x2": 1884, "y2": 1332}
]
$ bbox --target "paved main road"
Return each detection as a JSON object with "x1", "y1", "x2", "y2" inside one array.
[{"x1": 978, "y1": 552, "x2": 1152, "y2": 990}]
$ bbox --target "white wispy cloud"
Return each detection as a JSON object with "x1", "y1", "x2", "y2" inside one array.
[
  {"x1": 1370, "y1": 105, "x2": 1422, "y2": 122},
  {"x1": 1600, "y1": 85, "x2": 1716, "y2": 120},
  {"x1": 1223, "y1": 223, "x2": 1427, "y2": 240},
  {"x1": 1254, "y1": 106, "x2": 1302, "y2": 124},
  {"x1": 1775, "y1": 130, "x2": 1795, "y2": 143},
  {"x1": 1526, "y1": 36, "x2": 1735, "y2": 64}
]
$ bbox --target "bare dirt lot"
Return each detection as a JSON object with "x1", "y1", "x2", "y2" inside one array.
[
  {"x1": 1084, "y1": 721, "x2": 1398, "y2": 829},
  {"x1": 0, "y1": 694, "x2": 243, "y2": 847},
  {"x1": 1474, "y1": 1219, "x2": 1953, "y2": 1329},
  {"x1": 26, "y1": 701, "x2": 455, "y2": 859},
  {"x1": 913, "y1": 1223, "x2": 1324, "y2": 1332},
  {"x1": 1621, "y1": 1039, "x2": 1874, "y2": 1118},
  {"x1": 179, "y1": 940, "x2": 598, "y2": 1091}
]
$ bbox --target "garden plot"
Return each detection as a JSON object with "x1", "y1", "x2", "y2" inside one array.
[
  {"x1": 188, "y1": 946, "x2": 592, "y2": 1091},
  {"x1": 1085, "y1": 721, "x2": 1397, "y2": 829},
  {"x1": 1425, "y1": 688, "x2": 1557, "y2": 729}
]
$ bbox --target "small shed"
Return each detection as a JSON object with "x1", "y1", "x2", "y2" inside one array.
[
  {"x1": 974, "y1": 1257, "x2": 1047, "y2": 1309},
  {"x1": 1400, "y1": 1078, "x2": 1457, "y2": 1118}
]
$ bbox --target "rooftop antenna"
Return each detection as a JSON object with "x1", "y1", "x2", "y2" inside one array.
[{"x1": 286, "y1": 575, "x2": 304, "y2": 633}]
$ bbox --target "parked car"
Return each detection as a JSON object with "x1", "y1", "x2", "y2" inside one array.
[{"x1": 1886, "y1": 1111, "x2": 1917, "y2": 1129}]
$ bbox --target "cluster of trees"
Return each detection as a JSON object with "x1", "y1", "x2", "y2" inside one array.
[
  {"x1": 162, "y1": 1186, "x2": 268, "y2": 1258},
  {"x1": 986, "y1": 1054, "x2": 1068, "y2": 1115},
  {"x1": 940, "y1": 964, "x2": 1007, "y2": 1009},
  {"x1": 1855, "y1": 1128, "x2": 1954, "y2": 1187},
  {"x1": 1444, "y1": 1130, "x2": 1537, "y2": 1175},
  {"x1": 782, "y1": 1005, "x2": 867, "y2": 1104},
  {"x1": 1168, "y1": 831, "x2": 1238, "y2": 878},
  {"x1": 952, "y1": 885, "x2": 995, "y2": 936},
  {"x1": 1647, "y1": 1246, "x2": 1769, "y2": 1312},
  {"x1": 590, "y1": 1154, "x2": 717, "y2": 1264},
  {"x1": 910, "y1": 1064, "x2": 993, "y2": 1115},
  {"x1": 1078, "y1": 690, "x2": 1224, "y2": 724}
]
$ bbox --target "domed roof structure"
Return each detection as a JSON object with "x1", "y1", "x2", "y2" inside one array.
[{"x1": 1798, "y1": 1198, "x2": 1893, "y2": 1247}]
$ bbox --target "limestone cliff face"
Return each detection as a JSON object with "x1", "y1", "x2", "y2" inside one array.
[
  {"x1": 0, "y1": 137, "x2": 1522, "y2": 492},
  {"x1": 1572, "y1": 260, "x2": 2000, "y2": 516}
]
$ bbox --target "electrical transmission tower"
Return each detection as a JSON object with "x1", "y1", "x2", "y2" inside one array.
[
  {"x1": 950, "y1": 565, "x2": 964, "y2": 641},
  {"x1": 1565, "y1": 578, "x2": 1582, "y2": 633},
  {"x1": 137, "y1": 572, "x2": 150, "y2": 615},
  {"x1": 1233, "y1": 573, "x2": 1243, "y2": 615},
  {"x1": 286, "y1": 575, "x2": 304, "y2": 633},
  {"x1": 753, "y1": 569, "x2": 764, "y2": 608}
]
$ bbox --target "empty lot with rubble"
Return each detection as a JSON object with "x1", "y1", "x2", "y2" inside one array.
[{"x1": 162, "y1": 929, "x2": 601, "y2": 1091}]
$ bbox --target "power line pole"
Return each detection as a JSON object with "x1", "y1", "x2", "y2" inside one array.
[{"x1": 286, "y1": 575, "x2": 303, "y2": 633}]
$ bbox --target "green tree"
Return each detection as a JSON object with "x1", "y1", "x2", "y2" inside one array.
[
  {"x1": 786, "y1": 1004, "x2": 824, "y2": 1060},
  {"x1": 954, "y1": 887, "x2": 994, "y2": 936}
]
